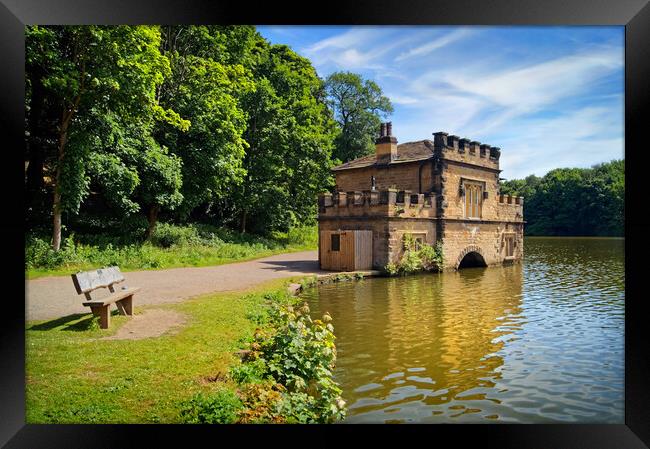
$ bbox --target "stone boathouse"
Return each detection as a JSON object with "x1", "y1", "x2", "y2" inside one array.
[{"x1": 317, "y1": 123, "x2": 524, "y2": 271}]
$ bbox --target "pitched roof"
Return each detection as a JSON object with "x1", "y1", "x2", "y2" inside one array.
[{"x1": 332, "y1": 140, "x2": 436, "y2": 171}]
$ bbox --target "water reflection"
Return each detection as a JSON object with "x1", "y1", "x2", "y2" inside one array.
[{"x1": 303, "y1": 237, "x2": 624, "y2": 423}]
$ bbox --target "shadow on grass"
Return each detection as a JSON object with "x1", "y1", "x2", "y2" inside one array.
[{"x1": 28, "y1": 310, "x2": 121, "y2": 332}]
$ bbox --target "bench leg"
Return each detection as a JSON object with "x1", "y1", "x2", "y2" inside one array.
[
  {"x1": 116, "y1": 295, "x2": 133, "y2": 316},
  {"x1": 91, "y1": 305, "x2": 111, "y2": 329}
]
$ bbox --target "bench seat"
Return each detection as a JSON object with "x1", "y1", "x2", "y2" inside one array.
[
  {"x1": 82, "y1": 287, "x2": 141, "y2": 307},
  {"x1": 72, "y1": 266, "x2": 139, "y2": 329},
  {"x1": 83, "y1": 287, "x2": 140, "y2": 328}
]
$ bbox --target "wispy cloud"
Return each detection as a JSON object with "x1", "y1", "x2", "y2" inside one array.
[
  {"x1": 302, "y1": 27, "x2": 421, "y2": 71},
  {"x1": 394, "y1": 46, "x2": 623, "y2": 138},
  {"x1": 257, "y1": 25, "x2": 624, "y2": 179},
  {"x1": 491, "y1": 104, "x2": 624, "y2": 178},
  {"x1": 395, "y1": 28, "x2": 473, "y2": 61}
]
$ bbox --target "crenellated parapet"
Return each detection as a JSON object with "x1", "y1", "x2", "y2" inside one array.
[
  {"x1": 318, "y1": 188, "x2": 437, "y2": 219},
  {"x1": 497, "y1": 194, "x2": 524, "y2": 222},
  {"x1": 433, "y1": 131, "x2": 501, "y2": 170}
]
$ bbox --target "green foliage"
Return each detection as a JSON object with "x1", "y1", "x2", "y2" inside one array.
[
  {"x1": 25, "y1": 224, "x2": 319, "y2": 277},
  {"x1": 385, "y1": 235, "x2": 444, "y2": 276},
  {"x1": 179, "y1": 389, "x2": 243, "y2": 424},
  {"x1": 501, "y1": 160, "x2": 624, "y2": 236},
  {"x1": 25, "y1": 26, "x2": 178, "y2": 217},
  {"x1": 149, "y1": 222, "x2": 204, "y2": 248},
  {"x1": 155, "y1": 26, "x2": 252, "y2": 218},
  {"x1": 229, "y1": 359, "x2": 268, "y2": 385},
  {"x1": 300, "y1": 276, "x2": 318, "y2": 289},
  {"x1": 226, "y1": 38, "x2": 338, "y2": 234},
  {"x1": 221, "y1": 291, "x2": 347, "y2": 424},
  {"x1": 324, "y1": 71, "x2": 393, "y2": 162}
]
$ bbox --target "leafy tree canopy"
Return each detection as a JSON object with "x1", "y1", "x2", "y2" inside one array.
[
  {"x1": 324, "y1": 71, "x2": 393, "y2": 163},
  {"x1": 500, "y1": 160, "x2": 624, "y2": 236}
]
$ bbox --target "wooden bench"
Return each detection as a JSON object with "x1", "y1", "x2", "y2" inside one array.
[{"x1": 71, "y1": 266, "x2": 140, "y2": 329}]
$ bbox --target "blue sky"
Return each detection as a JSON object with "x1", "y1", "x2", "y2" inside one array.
[{"x1": 257, "y1": 26, "x2": 624, "y2": 180}]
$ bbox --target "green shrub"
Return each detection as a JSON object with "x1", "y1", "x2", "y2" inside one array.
[
  {"x1": 150, "y1": 223, "x2": 202, "y2": 248},
  {"x1": 252, "y1": 297, "x2": 346, "y2": 423},
  {"x1": 179, "y1": 389, "x2": 243, "y2": 424},
  {"x1": 384, "y1": 235, "x2": 444, "y2": 276},
  {"x1": 221, "y1": 289, "x2": 347, "y2": 424},
  {"x1": 285, "y1": 226, "x2": 318, "y2": 247},
  {"x1": 229, "y1": 359, "x2": 268, "y2": 384},
  {"x1": 26, "y1": 223, "x2": 319, "y2": 276}
]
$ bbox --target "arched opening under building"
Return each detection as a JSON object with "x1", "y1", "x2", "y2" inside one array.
[{"x1": 458, "y1": 251, "x2": 487, "y2": 269}]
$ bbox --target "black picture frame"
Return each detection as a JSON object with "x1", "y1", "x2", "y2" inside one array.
[{"x1": 3, "y1": 0, "x2": 648, "y2": 447}]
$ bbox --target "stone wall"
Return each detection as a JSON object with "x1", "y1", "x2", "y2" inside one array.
[
  {"x1": 318, "y1": 189, "x2": 437, "y2": 220},
  {"x1": 386, "y1": 219, "x2": 438, "y2": 264},
  {"x1": 433, "y1": 132, "x2": 500, "y2": 170},
  {"x1": 318, "y1": 217, "x2": 390, "y2": 269},
  {"x1": 318, "y1": 216, "x2": 437, "y2": 270},
  {"x1": 440, "y1": 221, "x2": 524, "y2": 270},
  {"x1": 440, "y1": 161, "x2": 501, "y2": 220},
  {"x1": 334, "y1": 161, "x2": 435, "y2": 193}
]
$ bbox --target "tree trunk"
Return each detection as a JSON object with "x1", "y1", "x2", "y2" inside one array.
[
  {"x1": 240, "y1": 210, "x2": 247, "y2": 234},
  {"x1": 50, "y1": 53, "x2": 84, "y2": 251},
  {"x1": 51, "y1": 110, "x2": 72, "y2": 251},
  {"x1": 145, "y1": 204, "x2": 160, "y2": 240},
  {"x1": 51, "y1": 188, "x2": 63, "y2": 251}
]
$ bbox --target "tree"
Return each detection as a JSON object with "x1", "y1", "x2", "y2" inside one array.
[
  {"x1": 500, "y1": 160, "x2": 624, "y2": 236},
  {"x1": 25, "y1": 25, "x2": 182, "y2": 249},
  {"x1": 324, "y1": 71, "x2": 393, "y2": 163},
  {"x1": 154, "y1": 26, "x2": 254, "y2": 219},
  {"x1": 227, "y1": 39, "x2": 337, "y2": 234}
]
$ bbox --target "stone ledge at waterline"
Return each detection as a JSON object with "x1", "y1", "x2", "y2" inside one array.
[{"x1": 286, "y1": 270, "x2": 383, "y2": 296}]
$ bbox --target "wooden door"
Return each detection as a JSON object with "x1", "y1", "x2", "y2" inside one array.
[
  {"x1": 339, "y1": 231, "x2": 355, "y2": 271},
  {"x1": 354, "y1": 230, "x2": 373, "y2": 270},
  {"x1": 320, "y1": 230, "x2": 357, "y2": 271}
]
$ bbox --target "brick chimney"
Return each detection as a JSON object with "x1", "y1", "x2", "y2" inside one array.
[{"x1": 376, "y1": 121, "x2": 397, "y2": 163}]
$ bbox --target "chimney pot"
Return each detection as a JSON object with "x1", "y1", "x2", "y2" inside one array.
[
  {"x1": 375, "y1": 123, "x2": 397, "y2": 162},
  {"x1": 433, "y1": 131, "x2": 448, "y2": 148}
]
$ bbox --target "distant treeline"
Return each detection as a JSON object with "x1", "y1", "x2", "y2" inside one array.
[{"x1": 500, "y1": 160, "x2": 624, "y2": 236}]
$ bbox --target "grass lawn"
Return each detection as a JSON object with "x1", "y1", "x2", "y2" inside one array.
[{"x1": 25, "y1": 277, "x2": 302, "y2": 423}]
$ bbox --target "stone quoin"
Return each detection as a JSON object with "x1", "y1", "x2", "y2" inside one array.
[{"x1": 317, "y1": 123, "x2": 525, "y2": 271}]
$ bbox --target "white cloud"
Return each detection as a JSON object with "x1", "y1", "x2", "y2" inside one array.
[
  {"x1": 395, "y1": 28, "x2": 473, "y2": 61},
  {"x1": 491, "y1": 105, "x2": 624, "y2": 179},
  {"x1": 302, "y1": 27, "x2": 419, "y2": 71},
  {"x1": 279, "y1": 26, "x2": 624, "y2": 179},
  {"x1": 387, "y1": 93, "x2": 420, "y2": 105},
  {"x1": 392, "y1": 46, "x2": 623, "y2": 139},
  {"x1": 444, "y1": 47, "x2": 622, "y2": 118}
]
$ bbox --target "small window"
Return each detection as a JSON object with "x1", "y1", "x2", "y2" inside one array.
[
  {"x1": 331, "y1": 234, "x2": 340, "y2": 252},
  {"x1": 504, "y1": 234, "x2": 515, "y2": 257},
  {"x1": 405, "y1": 233, "x2": 426, "y2": 251}
]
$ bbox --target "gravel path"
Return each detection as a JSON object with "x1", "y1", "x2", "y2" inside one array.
[{"x1": 26, "y1": 250, "x2": 327, "y2": 321}]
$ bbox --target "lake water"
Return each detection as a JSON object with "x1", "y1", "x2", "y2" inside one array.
[{"x1": 302, "y1": 237, "x2": 625, "y2": 423}]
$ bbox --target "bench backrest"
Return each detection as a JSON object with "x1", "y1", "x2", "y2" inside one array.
[{"x1": 71, "y1": 266, "x2": 125, "y2": 296}]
